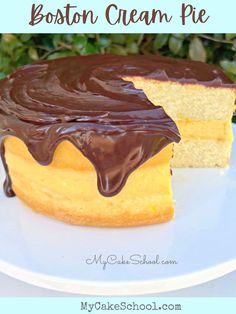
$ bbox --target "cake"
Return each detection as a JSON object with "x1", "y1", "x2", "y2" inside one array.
[
  {"x1": 1, "y1": 54, "x2": 235, "y2": 227},
  {"x1": 0, "y1": 55, "x2": 180, "y2": 227}
]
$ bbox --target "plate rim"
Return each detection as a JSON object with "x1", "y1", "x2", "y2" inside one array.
[{"x1": 0, "y1": 258, "x2": 236, "y2": 295}]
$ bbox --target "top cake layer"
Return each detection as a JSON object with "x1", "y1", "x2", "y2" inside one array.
[{"x1": 0, "y1": 54, "x2": 182, "y2": 198}]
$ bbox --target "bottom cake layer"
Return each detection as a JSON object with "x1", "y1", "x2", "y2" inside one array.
[
  {"x1": 172, "y1": 121, "x2": 233, "y2": 167},
  {"x1": 4, "y1": 137, "x2": 174, "y2": 227},
  {"x1": 172, "y1": 138, "x2": 232, "y2": 168}
]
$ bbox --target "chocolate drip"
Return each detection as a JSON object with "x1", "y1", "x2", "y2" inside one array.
[
  {"x1": 0, "y1": 143, "x2": 15, "y2": 197},
  {"x1": 1, "y1": 54, "x2": 233, "y2": 197}
]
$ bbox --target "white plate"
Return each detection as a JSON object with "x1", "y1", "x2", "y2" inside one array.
[{"x1": 0, "y1": 127, "x2": 236, "y2": 296}]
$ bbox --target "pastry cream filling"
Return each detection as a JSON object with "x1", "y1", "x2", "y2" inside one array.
[{"x1": 177, "y1": 120, "x2": 233, "y2": 141}]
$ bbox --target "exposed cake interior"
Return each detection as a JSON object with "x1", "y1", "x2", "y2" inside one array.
[{"x1": 124, "y1": 77, "x2": 235, "y2": 168}]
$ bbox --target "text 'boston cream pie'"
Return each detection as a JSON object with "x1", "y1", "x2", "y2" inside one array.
[{"x1": 0, "y1": 55, "x2": 180, "y2": 227}]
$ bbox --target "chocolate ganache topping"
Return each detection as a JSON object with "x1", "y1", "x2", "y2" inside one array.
[{"x1": 0, "y1": 54, "x2": 232, "y2": 198}]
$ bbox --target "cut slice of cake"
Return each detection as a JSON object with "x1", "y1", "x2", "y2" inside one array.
[{"x1": 124, "y1": 56, "x2": 236, "y2": 168}]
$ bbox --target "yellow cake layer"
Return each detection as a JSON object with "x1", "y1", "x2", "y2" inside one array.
[
  {"x1": 126, "y1": 77, "x2": 236, "y2": 121},
  {"x1": 172, "y1": 138, "x2": 232, "y2": 167},
  {"x1": 4, "y1": 137, "x2": 174, "y2": 227}
]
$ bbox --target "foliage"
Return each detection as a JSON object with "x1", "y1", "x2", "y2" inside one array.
[{"x1": 0, "y1": 34, "x2": 236, "y2": 82}]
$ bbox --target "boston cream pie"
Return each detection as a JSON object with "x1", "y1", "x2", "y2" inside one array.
[
  {"x1": 0, "y1": 54, "x2": 235, "y2": 226},
  {"x1": 0, "y1": 55, "x2": 180, "y2": 227}
]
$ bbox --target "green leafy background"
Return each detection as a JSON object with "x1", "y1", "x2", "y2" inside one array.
[{"x1": 0, "y1": 34, "x2": 236, "y2": 81}]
